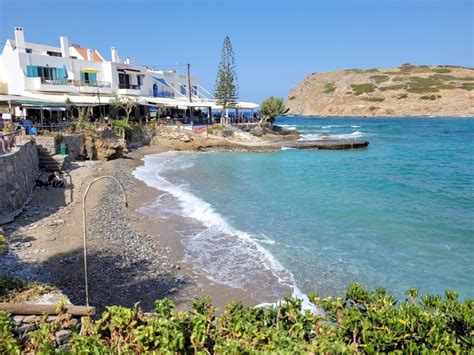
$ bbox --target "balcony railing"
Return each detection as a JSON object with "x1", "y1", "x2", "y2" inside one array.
[
  {"x1": 153, "y1": 90, "x2": 174, "y2": 98},
  {"x1": 73, "y1": 80, "x2": 111, "y2": 88},
  {"x1": 38, "y1": 77, "x2": 111, "y2": 88},
  {"x1": 40, "y1": 77, "x2": 69, "y2": 85},
  {"x1": 119, "y1": 83, "x2": 141, "y2": 90}
]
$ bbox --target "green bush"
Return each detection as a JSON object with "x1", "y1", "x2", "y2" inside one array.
[
  {"x1": 380, "y1": 84, "x2": 406, "y2": 91},
  {"x1": 288, "y1": 95, "x2": 296, "y2": 100},
  {"x1": 323, "y1": 83, "x2": 336, "y2": 93},
  {"x1": 369, "y1": 75, "x2": 389, "y2": 83},
  {"x1": 351, "y1": 83, "x2": 376, "y2": 95},
  {"x1": 1, "y1": 284, "x2": 472, "y2": 353},
  {"x1": 420, "y1": 95, "x2": 438, "y2": 100},
  {"x1": 432, "y1": 68, "x2": 452, "y2": 73},
  {"x1": 397, "y1": 93, "x2": 409, "y2": 99},
  {"x1": 363, "y1": 97, "x2": 385, "y2": 102},
  {"x1": 461, "y1": 83, "x2": 474, "y2": 90}
]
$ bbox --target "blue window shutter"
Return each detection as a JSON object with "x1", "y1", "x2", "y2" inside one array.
[
  {"x1": 56, "y1": 68, "x2": 64, "y2": 79},
  {"x1": 89, "y1": 73, "x2": 97, "y2": 82},
  {"x1": 26, "y1": 65, "x2": 36, "y2": 77},
  {"x1": 80, "y1": 72, "x2": 85, "y2": 81}
]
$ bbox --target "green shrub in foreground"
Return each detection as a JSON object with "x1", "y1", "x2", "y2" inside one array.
[{"x1": 0, "y1": 284, "x2": 473, "y2": 353}]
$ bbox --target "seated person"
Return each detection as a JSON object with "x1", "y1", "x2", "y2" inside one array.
[
  {"x1": 48, "y1": 171, "x2": 67, "y2": 188},
  {"x1": 34, "y1": 178, "x2": 50, "y2": 188}
]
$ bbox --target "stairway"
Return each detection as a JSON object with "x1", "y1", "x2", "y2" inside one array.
[{"x1": 37, "y1": 145, "x2": 70, "y2": 172}]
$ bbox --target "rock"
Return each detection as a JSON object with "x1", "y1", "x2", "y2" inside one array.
[
  {"x1": 55, "y1": 330, "x2": 71, "y2": 345},
  {"x1": 16, "y1": 323, "x2": 38, "y2": 334},
  {"x1": 251, "y1": 127, "x2": 264, "y2": 136},
  {"x1": 13, "y1": 315, "x2": 24, "y2": 326},
  {"x1": 23, "y1": 315, "x2": 40, "y2": 323},
  {"x1": 48, "y1": 219, "x2": 65, "y2": 227}
]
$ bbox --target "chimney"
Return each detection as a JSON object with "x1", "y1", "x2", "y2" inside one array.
[
  {"x1": 111, "y1": 47, "x2": 119, "y2": 63},
  {"x1": 60, "y1": 36, "x2": 69, "y2": 58},
  {"x1": 14, "y1": 27, "x2": 26, "y2": 53},
  {"x1": 125, "y1": 57, "x2": 131, "y2": 65},
  {"x1": 86, "y1": 49, "x2": 94, "y2": 61}
]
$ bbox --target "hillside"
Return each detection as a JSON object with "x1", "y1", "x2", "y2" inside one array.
[{"x1": 286, "y1": 64, "x2": 474, "y2": 117}]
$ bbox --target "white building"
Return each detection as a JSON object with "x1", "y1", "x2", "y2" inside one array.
[{"x1": 0, "y1": 27, "x2": 258, "y2": 123}]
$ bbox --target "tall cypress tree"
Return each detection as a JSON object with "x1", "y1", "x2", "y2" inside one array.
[{"x1": 214, "y1": 36, "x2": 238, "y2": 124}]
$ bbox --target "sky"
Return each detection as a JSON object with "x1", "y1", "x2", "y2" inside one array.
[{"x1": 0, "y1": 0, "x2": 473, "y2": 103}]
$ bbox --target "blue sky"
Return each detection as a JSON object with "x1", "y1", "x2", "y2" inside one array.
[{"x1": 1, "y1": 0, "x2": 472, "y2": 103}]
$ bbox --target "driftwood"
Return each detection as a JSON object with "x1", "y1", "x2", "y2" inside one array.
[{"x1": 0, "y1": 303, "x2": 96, "y2": 316}]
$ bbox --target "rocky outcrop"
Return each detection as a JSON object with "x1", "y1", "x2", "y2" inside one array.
[
  {"x1": 286, "y1": 64, "x2": 474, "y2": 117},
  {"x1": 82, "y1": 128, "x2": 127, "y2": 161}
]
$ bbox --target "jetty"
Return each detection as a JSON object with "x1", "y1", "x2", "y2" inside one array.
[
  {"x1": 280, "y1": 139, "x2": 369, "y2": 150},
  {"x1": 194, "y1": 138, "x2": 370, "y2": 152}
]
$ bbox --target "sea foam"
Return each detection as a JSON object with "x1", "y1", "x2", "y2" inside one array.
[{"x1": 133, "y1": 152, "x2": 298, "y2": 301}]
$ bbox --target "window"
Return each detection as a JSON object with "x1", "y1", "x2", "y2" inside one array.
[
  {"x1": 26, "y1": 48, "x2": 32, "y2": 54},
  {"x1": 180, "y1": 84, "x2": 187, "y2": 95},
  {"x1": 47, "y1": 51, "x2": 62, "y2": 57},
  {"x1": 137, "y1": 75, "x2": 142, "y2": 87},
  {"x1": 119, "y1": 73, "x2": 130, "y2": 88},
  {"x1": 80, "y1": 72, "x2": 97, "y2": 84},
  {"x1": 192, "y1": 86, "x2": 198, "y2": 95}
]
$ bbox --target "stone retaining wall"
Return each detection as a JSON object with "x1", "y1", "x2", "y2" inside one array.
[
  {"x1": 60, "y1": 134, "x2": 84, "y2": 160},
  {"x1": 0, "y1": 140, "x2": 39, "y2": 224},
  {"x1": 34, "y1": 134, "x2": 84, "y2": 160}
]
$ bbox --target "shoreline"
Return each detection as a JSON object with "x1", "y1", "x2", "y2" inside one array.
[
  {"x1": 125, "y1": 147, "x2": 268, "y2": 309},
  {"x1": 0, "y1": 128, "x2": 368, "y2": 311},
  {"x1": 283, "y1": 114, "x2": 474, "y2": 118},
  {"x1": 0, "y1": 143, "x2": 288, "y2": 312}
]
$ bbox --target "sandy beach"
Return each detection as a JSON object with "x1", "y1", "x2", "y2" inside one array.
[{"x1": 1, "y1": 143, "x2": 263, "y2": 313}]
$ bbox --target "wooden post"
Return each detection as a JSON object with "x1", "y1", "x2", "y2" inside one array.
[{"x1": 0, "y1": 303, "x2": 96, "y2": 316}]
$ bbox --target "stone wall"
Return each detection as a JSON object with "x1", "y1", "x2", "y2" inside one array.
[
  {"x1": 34, "y1": 136, "x2": 56, "y2": 155},
  {"x1": 60, "y1": 134, "x2": 84, "y2": 160},
  {"x1": 0, "y1": 140, "x2": 39, "y2": 224},
  {"x1": 34, "y1": 134, "x2": 84, "y2": 160}
]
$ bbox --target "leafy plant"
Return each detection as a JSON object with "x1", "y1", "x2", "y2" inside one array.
[
  {"x1": 259, "y1": 97, "x2": 285, "y2": 126},
  {"x1": 1, "y1": 285, "x2": 472, "y2": 353},
  {"x1": 110, "y1": 94, "x2": 138, "y2": 128}
]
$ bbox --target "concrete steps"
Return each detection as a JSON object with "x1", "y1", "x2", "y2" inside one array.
[{"x1": 37, "y1": 146, "x2": 70, "y2": 171}]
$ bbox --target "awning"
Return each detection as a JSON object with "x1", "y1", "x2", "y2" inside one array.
[
  {"x1": 80, "y1": 68, "x2": 100, "y2": 73},
  {"x1": 17, "y1": 100, "x2": 67, "y2": 108},
  {"x1": 153, "y1": 77, "x2": 171, "y2": 87}
]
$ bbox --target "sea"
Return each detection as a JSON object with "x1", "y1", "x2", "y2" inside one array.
[{"x1": 133, "y1": 117, "x2": 474, "y2": 303}]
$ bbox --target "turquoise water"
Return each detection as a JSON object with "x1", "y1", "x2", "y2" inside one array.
[{"x1": 134, "y1": 117, "x2": 474, "y2": 301}]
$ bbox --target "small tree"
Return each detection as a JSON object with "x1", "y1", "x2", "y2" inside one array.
[
  {"x1": 259, "y1": 97, "x2": 285, "y2": 126},
  {"x1": 110, "y1": 94, "x2": 139, "y2": 126},
  {"x1": 214, "y1": 36, "x2": 238, "y2": 125}
]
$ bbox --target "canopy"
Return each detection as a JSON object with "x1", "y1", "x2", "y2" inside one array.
[{"x1": 80, "y1": 68, "x2": 100, "y2": 73}]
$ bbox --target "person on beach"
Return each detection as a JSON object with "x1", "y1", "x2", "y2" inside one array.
[{"x1": 48, "y1": 171, "x2": 67, "y2": 188}]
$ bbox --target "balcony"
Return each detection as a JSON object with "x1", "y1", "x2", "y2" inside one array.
[
  {"x1": 73, "y1": 80, "x2": 111, "y2": 88},
  {"x1": 119, "y1": 83, "x2": 140, "y2": 90},
  {"x1": 118, "y1": 83, "x2": 141, "y2": 95},
  {"x1": 24, "y1": 76, "x2": 76, "y2": 93}
]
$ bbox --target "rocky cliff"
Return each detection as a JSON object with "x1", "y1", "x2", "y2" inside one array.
[{"x1": 286, "y1": 64, "x2": 474, "y2": 117}]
